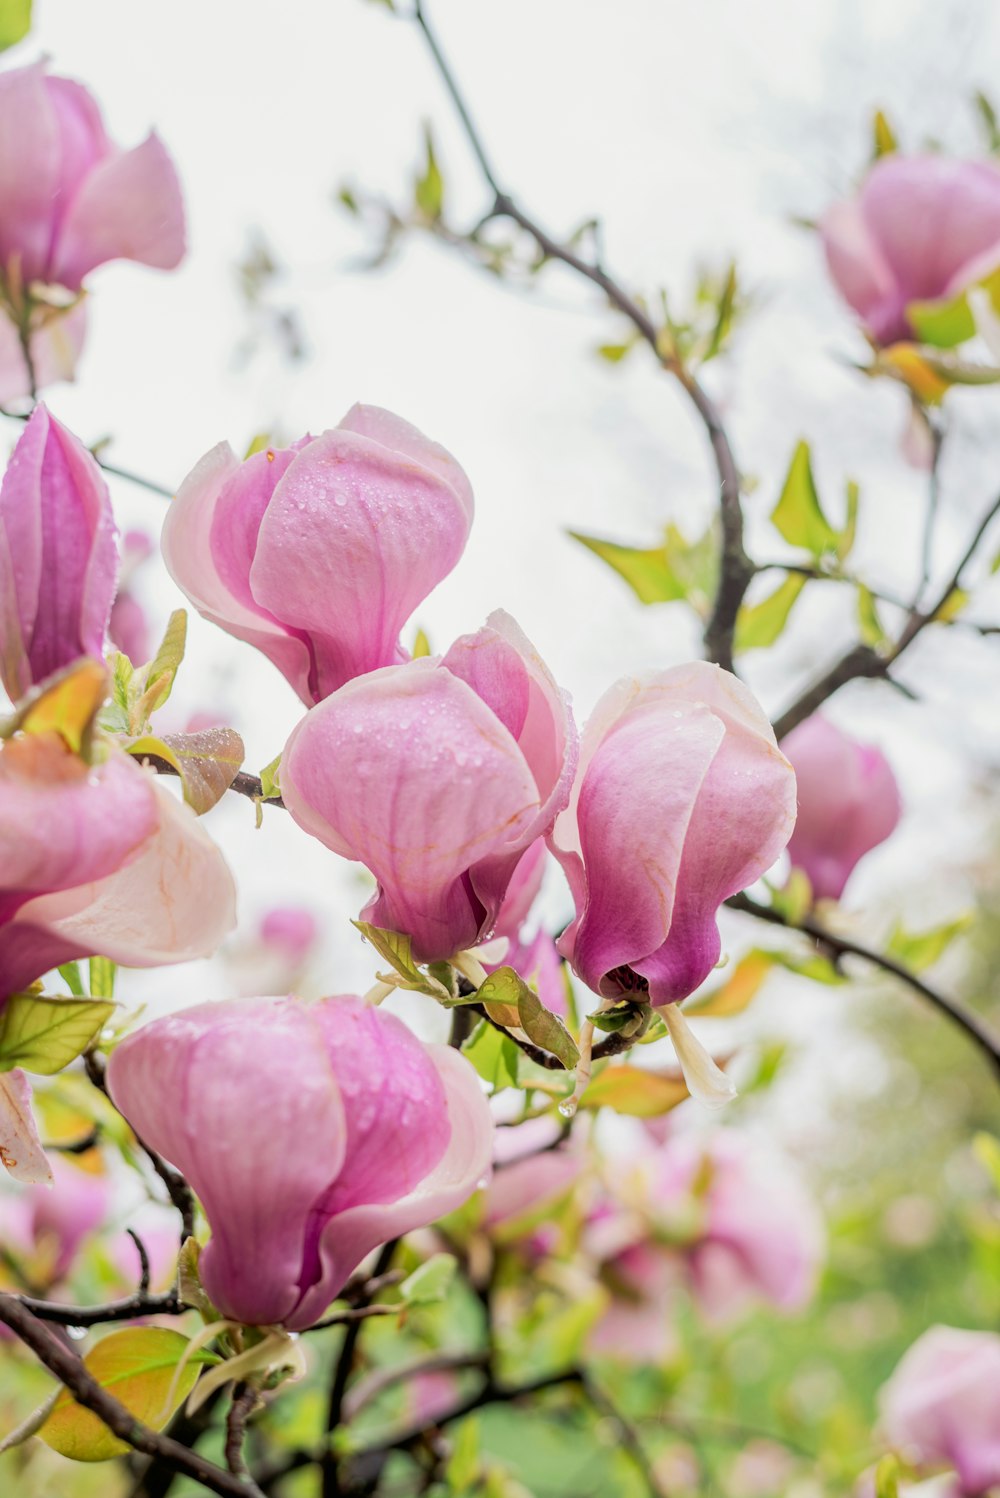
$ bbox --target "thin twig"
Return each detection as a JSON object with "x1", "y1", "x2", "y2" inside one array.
[
  {"x1": 224, "y1": 1382, "x2": 259, "y2": 1482},
  {"x1": 0, "y1": 1295, "x2": 265, "y2": 1498},
  {"x1": 728, "y1": 891, "x2": 1000, "y2": 1080},
  {"x1": 410, "y1": 0, "x2": 751, "y2": 673},
  {"x1": 322, "y1": 1239, "x2": 399, "y2": 1497},
  {"x1": 581, "y1": 1371, "x2": 669, "y2": 1498},
  {"x1": 12, "y1": 1288, "x2": 188, "y2": 1327},
  {"x1": 344, "y1": 1350, "x2": 489, "y2": 1420},
  {"x1": 302, "y1": 1303, "x2": 398, "y2": 1334},
  {"x1": 0, "y1": 405, "x2": 172, "y2": 498}
]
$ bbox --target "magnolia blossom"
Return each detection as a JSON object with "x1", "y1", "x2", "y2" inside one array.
[
  {"x1": 0, "y1": 406, "x2": 118, "y2": 702},
  {"x1": 587, "y1": 1132, "x2": 824, "y2": 1359},
  {"x1": 282, "y1": 611, "x2": 577, "y2": 963},
  {"x1": 0, "y1": 733, "x2": 236, "y2": 1184},
  {"x1": 0, "y1": 300, "x2": 87, "y2": 405},
  {"x1": 551, "y1": 662, "x2": 795, "y2": 1006},
  {"x1": 879, "y1": 1326, "x2": 1000, "y2": 1495},
  {"x1": 162, "y1": 405, "x2": 474, "y2": 706},
  {"x1": 107, "y1": 996, "x2": 494, "y2": 1330},
  {"x1": 782, "y1": 714, "x2": 901, "y2": 901},
  {"x1": 108, "y1": 529, "x2": 156, "y2": 666},
  {"x1": 0, "y1": 61, "x2": 184, "y2": 293},
  {"x1": 22, "y1": 1157, "x2": 112, "y2": 1283},
  {"x1": 484, "y1": 1117, "x2": 583, "y2": 1246},
  {"x1": 483, "y1": 837, "x2": 567, "y2": 1016},
  {"x1": 821, "y1": 155, "x2": 1000, "y2": 345}
]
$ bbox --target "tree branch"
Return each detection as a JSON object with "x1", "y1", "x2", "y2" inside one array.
[
  {"x1": 728, "y1": 891, "x2": 1000, "y2": 1080},
  {"x1": 321, "y1": 1238, "x2": 399, "y2": 1497},
  {"x1": 224, "y1": 1382, "x2": 259, "y2": 1483},
  {"x1": 0, "y1": 1295, "x2": 265, "y2": 1498},
  {"x1": 410, "y1": 0, "x2": 751, "y2": 672}
]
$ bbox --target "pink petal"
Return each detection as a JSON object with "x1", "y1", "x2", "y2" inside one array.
[
  {"x1": 281, "y1": 661, "x2": 540, "y2": 962},
  {"x1": 50, "y1": 131, "x2": 186, "y2": 290},
  {"x1": 0, "y1": 63, "x2": 62, "y2": 285},
  {"x1": 108, "y1": 998, "x2": 348, "y2": 1328},
  {"x1": 250, "y1": 426, "x2": 473, "y2": 701},
  {"x1": 15, "y1": 777, "x2": 237, "y2": 973},
  {"x1": 505, "y1": 929, "x2": 567, "y2": 1017},
  {"x1": 289, "y1": 1043, "x2": 492, "y2": 1329},
  {"x1": 492, "y1": 837, "x2": 547, "y2": 944},
  {"x1": 0, "y1": 300, "x2": 87, "y2": 405},
  {"x1": 880, "y1": 1326, "x2": 1000, "y2": 1493},
  {"x1": 32, "y1": 1155, "x2": 112, "y2": 1280},
  {"x1": 161, "y1": 442, "x2": 316, "y2": 703},
  {"x1": 0, "y1": 405, "x2": 119, "y2": 698},
  {"x1": 820, "y1": 198, "x2": 899, "y2": 341},
  {"x1": 0, "y1": 1068, "x2": 50, "y2": 1184},
  {"x1": 337, "y1": 403, "x2": 474, "y2": 523}
]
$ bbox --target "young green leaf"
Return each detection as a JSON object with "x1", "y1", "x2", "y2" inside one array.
[
  {"x1": 123, "y1": 728, "x2": 246, "y2": 815},
  {"x1": 414, "y1": 122, "x2": 444, "y2": 221},
  {"x1": 400, "y1": 1252, "x2": 457, "y2": 1306},
  {"x1": 39, "y1": 1328, "x2": 216, "y2": 1462},
  {"x1": 685, "y1": 950, "x2": 774, "y2": 1018},
  {"x1": 0, "y1": 994, "x2": 115, "y2": 1075},
  {"x1": 58, "y1": 962, "x2": 85, "y2": 998},
  {"x1": 351, "y1": 921, "x2": 449, "y2": 998},
  {"x1": 770, "y1": 441, "x2": 839, "y2": 555},
  {"x1": 735, "y1": 574, "x2": 807, "y2": 651},
  {"x1": 0, "y1": 0, "x2": 31, "y2": 51},
  {"x1": 582, "y1": 1063, "x2": 689, "y2": 1117},
  {"x1": 516, "y1": 980, "x2": 580, "y2": 1069},
  {"x1": 463, "y1": 1020, "x2": 520, "y2": 1091},
  {"x1": 88, "y1": 957, "x2": 116, "y2": 1001},
  {"x1": 872, "y1": 108, "x2": 898, "y2": 158},
  {"x1": 885, "y1": 914, "x2": 972, "y2": 971},
  {"x1": 856, "y1": 583, "x2": 890, "y2": 652}
]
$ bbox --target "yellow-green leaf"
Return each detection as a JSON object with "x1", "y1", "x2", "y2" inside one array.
[
  {"x1": 770, "y1": 441, "x2": 838, "y2": 555},
  {"x1": 686, "y1": 950, "x2": 773, "y2": 1018},
  {"x1": 414, "y1": 122, "x2": 444, "y2": 220},
  {"x1": 735, "y1": 574, "x2": 806, "y2": 651},
  {"x1": 872, "y1": 108, "x2": 897, "y2": 158},
  {"x1": 907, "y1": 290, "x2": 977, "y2": 349},
  {"x1": 351, "y1": 921, "x2": 447, "y2": 998},
  {"x1": 462, "y1": 1019, "x2": 519, "y2": 1091},
  {"x1": 412, "y1": 627, "x2": 432, "y2": 659},
  {"x1": 886, "y1": 914, "x2": 972, "y2": 971},
  {"x1": 569, "y1": 523, "x2": 717, "y2": 613},
  {"x1": 400, "y1": 1252, "x2": 456, "y2": 1306},
  {"x1": 0, "y1": 0, "x2": 30, "y2": 51},
  {"x1": 933, "y1": 587, "x2": 969, "y2": 623},
  {"x1": 515, "y1": 977, "x2": 580, "y2": 1069},
  {"x1": 856, "y1": 583, "x2": 890, "y2": 651},
  {"x1": 39, "y1": 1328, "x2": 214, "y2": 1462},
  {"x1": 0, "y1": 994, "x2": 115, "y2": 1076},
  {"x1": 123, "y1": 728, "x2": 245, "y2": 816},
  {"x1": 134, "y1": 610, "x2": 187, "y2": 719},
  {"x1": 88, "y1": 958, "x2": 116, "y2": 1001},
  {"x1": 581, "y1": 1063, "x2": 688, "y2": 1117},
  {"x1": 3, "y1": 659, "x2": 108, "y2": 754}
]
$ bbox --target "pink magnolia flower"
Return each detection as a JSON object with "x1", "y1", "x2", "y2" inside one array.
[
  {"x1": 108, "y1": 530, "x2": 156, "y2": 666},
  {"x1": 483, "y1": 837, "x2": 568, "y2": 1017},
  {"x1": 0, "y1": 300, "x2": 87, "y2": 405},
  {"x1": 484, "y1": 1117, "x2": 583, "y2": 1244},
  {"x1": 29, "y1": 1157, "x2": 112, "y2": 1282},
  {"x1": 0, "y1": 733, "x2": 237, "y2": 1184},
  {"x1": 282, "y1": 611, "x2": 577, "y2": 963},
  {"x1": 879, "y1": 1326, "x2": 1000, "y2": 1495},
  {"x1": 492, "y1": 837, "x2": 548, "y2": 947},
  {"x1": 821, "y1": 155, "x2": 1000, "y2": 346},
  {"x1": 782, "y1": 714, "x2": 901, "y2": 901},
  {"x1": 0, "y1": 406, "x2": 118, "y2": 702},
  {"x1": 162, "y1": 405, "x2": 474, "y2": 706},
  {"x1": 106, "y1": 996, "x2": 494, "y2": 1330},
  {"x1": 259, "y1": 907, "x2": 319, "y2": 964},
  {"x1": 587, "y1": 1132, "x2": 824, "y2": 1358},
  {"x1": 0, "y1": 62, "x2": 184, "y2": 293},
  {"x1": 551, "y1": 662, "x2": 795, "y2": 1006}
]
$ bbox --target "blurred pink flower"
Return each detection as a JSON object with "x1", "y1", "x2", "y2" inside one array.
[
  {"x1": 29, "y1": 1157, "x2": 112, "y2": 1282},
  {"x1": 107, "y1": 996, "x2": 494, "y2": 1330},
  {"x1": 0, "y1": 300, "x2": 87, "y2": 404},
  {"x1": 551, "y1": 662, "x2": 795, "y2": 1005},
  {"x1": 484, "y1": 1117, "x2": 583, "y2": 1243},
  {"x1": 259, "y1": 906, "x2": 319, "y2": 964},
  {"x1": 162, "y1": 405, "x2": 474, "y2": 705},
  {"x1": 782, "y1": 714, "x2": 901, "y2": 901},
  {"x1": 0, "y1": 406, "x2": 118, "y2": 701},
  {"x1": 282, "y1": 611, "x2": 577, "y2": 963},
  {"x1": 108, "y1": 530, "x2": 156, "y2": 666},
  {"x1": 879, "y1": 1325, "x2": 1000, "y2": 1495},
  {"x1": 821, "y1": 155, "x2": 1000, "y2": 345},
  {"x1": 0, "y1": 61, "x2": 185, "y2": 292}
]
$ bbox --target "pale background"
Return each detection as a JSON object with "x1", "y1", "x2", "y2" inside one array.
[{"x1": 10, "y1": 0, "x2": 1000, "y2": 1133}]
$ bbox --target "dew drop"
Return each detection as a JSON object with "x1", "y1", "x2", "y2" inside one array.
[{"x1": 557, "y1": 1099, "x2": 577, "y2": 1119}]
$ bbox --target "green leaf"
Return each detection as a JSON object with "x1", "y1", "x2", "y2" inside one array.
[
  {"x1": 463, "y1": 1019, "x2": 520, "y2": 1091},
  {"x1": 735, "y1": 573, "x2": 806, "y2": 651},
  {"x1": 88, "y1": 958, "x2": 116, "y2": 1001},
  {"x1": 838, "y1": 479, "x2": 860, "y2": 562},
  {"x1": 569, "y1": 522, "x2": 717, "y2": 614},
  {"x1": 873, "y1": 1454, "x2": 900, "y2": 1498},
  {"x1": 515, "y1": 977, "x2": 580, "y2": 1069},
  {"x1": 414, "y1": 122, "x2": 444, "y2": 220},
  {"x1": 2, "y1": 658, "x2": 108, "y2": 755},
  {"x1": 39, "y1": 1328, "x2": 215, "y2": 1462},
  {"x1": 856, "y1": 583, "x2": 890, "y2": 652},
  {"x1": 412, "y1": 627, "x2": 432, "y2": 659},
  {"x1": 885, "y1": 914, "x2": 972, "y2": 972},
  {"x1": 907, "y1": 290, "x2": 977, "y2": 349},
  {"x1": 177, "y1": 1237, "x2": 219, "y2": 1323},
  {"x1": 58, "y1": 963, "x2": 85, "y2": 998},
  {"x1": 0, "y1": 994, "x2": 115, "y2": 1076},
  {"x1": 445, "y1": 1415, "x2": 481, "y2": 1492},
  {"x1": 586, "y1": 999, "x2": 649, "y2": 1035},
  {"x1": 973, "y1": 1132, "x2": 1000, "y2": 1195},
  {"x1": 134, "y1": 610, "x2": 187, "y2": 719},
  {"x1": 703, "y1": 260, "x2": 738, "y2": 361},
  {"x1": 685, "y1": 950, "x2": 774, "y2": 1018},
  {"x1": 0, "y1": 0, "x2": 30, "y2": 50},
  {"x1": 400, "y1": 1252, "x2": 457, "y2": 1307},
  {"x1": 872, "y1": 108, "x2": 898, "y2": 158},
  {"x1": 974, "y1": 89, "x2": 1000, "y2": 153},
  {"x1": 351, "y1": 921, "x2": 449, "y2": 998},
  {"x1": 123, "y1": 728, "x2": 246, "y2": 815},
  {"x1": 596, "y1": 341, "x2": 635, "y2": 363},
  {"x1": 259, "y1": 752, "x2": 282, "y2": 801},
  {"x1": 770, "y1": 441, "x2": 839, "y2": 556},
  {"x1": 933, "y1": 586, "x2": 969, "y2": 623},
  {"x1": 243, "y1": 431, "x2": 273, "y2": 459},
  {"x1": 770, "y1": 949, "x2": 845, "y2": 985},
  {"x1": 581, "y1": 1064, "x2": 688, "y2": 1117}
]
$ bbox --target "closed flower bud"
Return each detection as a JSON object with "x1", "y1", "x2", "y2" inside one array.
[
  {"x1": 162, "y1": 405, "x2": 475, "y2": 705},
  {"x1": 822, "y1": 155, "x2": 1000, "y2": 346},
  {"x1": 107, "y1": 996, "x2": 494, "y2": 1330},
  {"x1": 551, "y1": 662, "x2": 795, "y2": 1006},
  {"x1": 281, "y1": 611, "x2": 577, "y2": 963},
  {"x1": 782, "y1": 714, "x2": 901, "y2": 901}
]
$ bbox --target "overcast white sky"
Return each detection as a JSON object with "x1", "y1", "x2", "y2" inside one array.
[{"x1": 8, "y1": 0, "x2": 1000, "y2": 1114}]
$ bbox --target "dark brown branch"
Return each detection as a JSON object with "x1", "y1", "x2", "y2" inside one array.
[
  {"x1": 411, "y1": 0, "x2": 750, "y2": 673},
  {"x1": 0, "y1": 406, "x2": 173, "y2": 498},
  {"x1": 0, "y1": 1295, "x2": 265, "y2": 1498},
  {"x1": 302, "y1": 1303, "x2": 398, "y2": 1334},
  {"x1": 224, "y1": 1383, "x2": 259, "y2": 1482},
  {"x1": 143, "y1": 755, "x2": 285, "y2": 812},
  {"x1": 322, "y1": 1238, "x2": 399, "y2": 1497},
  {"x1": 12, "y1": 1288, "x2": 188, "y2": 1327},
  {"x1": 728, "y1": 891, "x2": 1000, "y2": 1080}
]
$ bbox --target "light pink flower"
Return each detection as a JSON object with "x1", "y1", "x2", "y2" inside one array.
[
  {"x1": 0, "y1": 406, "x2": 118, "y2": 702},
  {"x1": 492, "y1": 837, "x2": 548, "y2": 946},
  {"x1": 282, "y1": 611, "x2": 577, "y2": 963},
  {"x1": 108, "y1": 530, "x2": 156, "y2": 666},
  {"x1": 29, "y1": 1157, "x2": 112, "y2": 1282},
  {"x1": 0, "y1": 62, "x2": 184, "y2": 293},
  {"x1": 551, "y1": 663, "x2": 795, "y2": 1005},
  {"x1": 162, "y1": 406, "x2": 474, "y2": 706},
  {"x1": 782, "y1": 714, "x2": 901, "y2": 901},
  {"x1": 484, "y1": 1117, "x2": 583, "y2": 1239},
  {"x1": 259, "y1": 907, "x2": 318, "y2": 964},
  {"x1": 0, "y1": 300, "x2": 87, "y2": 404},
  {"x1": 879, "y1": 1326, "x2": 1000, "y2": 1495},
  {"x1": 821, "y1": 155, "x2": 1000, "y2": 345},
  {"x1": 107, "y1": 996, "x2": 494, "y2": 1330}
]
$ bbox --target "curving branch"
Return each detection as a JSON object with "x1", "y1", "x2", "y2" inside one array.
[
  {"x1": 0, "y1": 1295, "x2": 265, "y2": 1498},
  {"x1": 728, "y1": 891, "x2": 1000, "y2": 1081},
  {"x1": 410, "y1": 0, "x2": 752, "y2": 673}
]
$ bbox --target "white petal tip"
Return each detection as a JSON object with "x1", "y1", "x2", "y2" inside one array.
[{"x1": 662, "y1": 1004, "x2": 737, "y2": 1110}]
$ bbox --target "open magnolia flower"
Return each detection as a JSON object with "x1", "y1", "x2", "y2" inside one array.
[
  {"x1": 107, "y1": 996, "x2": 494, "y2": 1330},
  {"x1": 0, "y1": 732, "x2": 236, "y2": 1184},
  {"x1": 162, "y1": 405, "x2": 474, "y2": 706},
  {"x1": 0, "y1": 406, "x2": 119, "y2": 702},
  {"x1": 281, "y1": 610, "x2": 577, "y2": 963}
]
